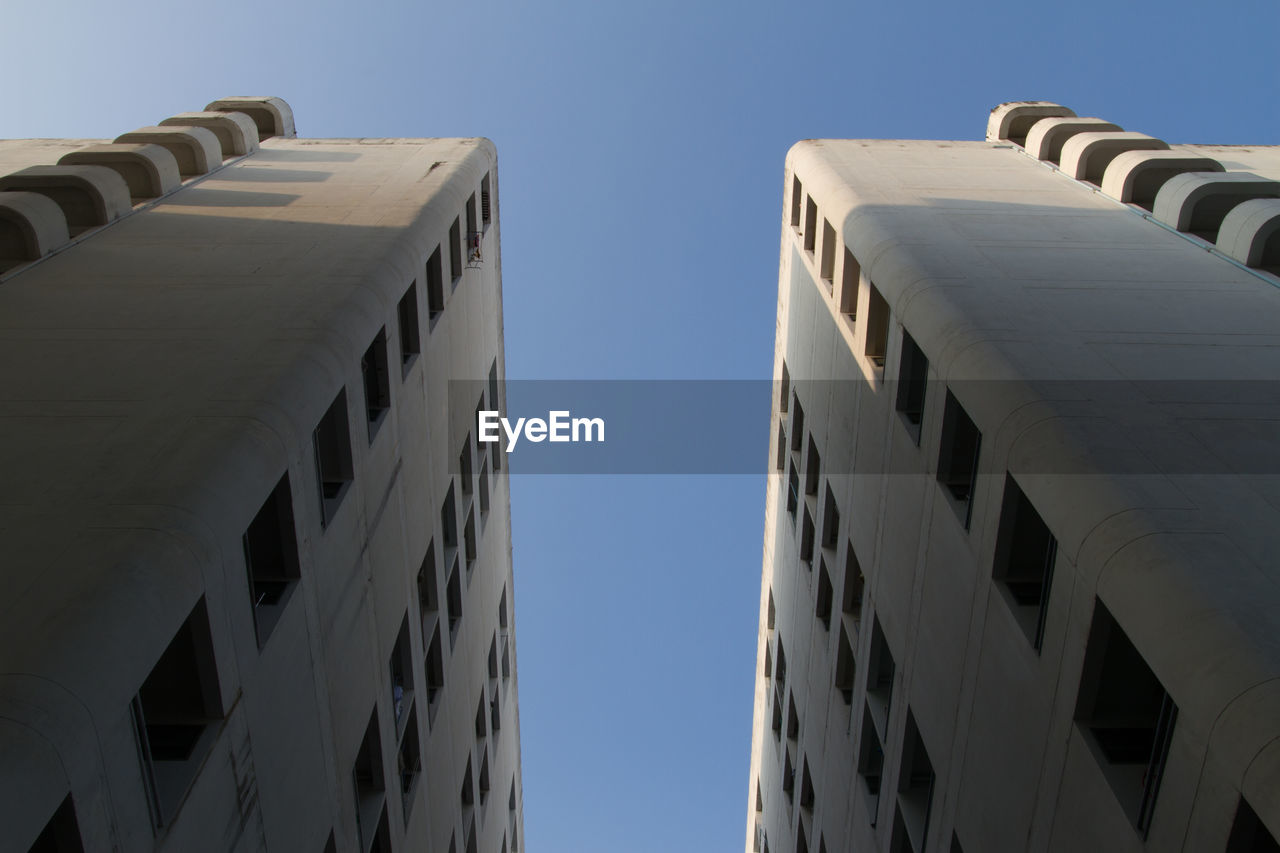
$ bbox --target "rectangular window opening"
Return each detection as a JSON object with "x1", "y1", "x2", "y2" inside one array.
[
  {"x1": 446, "y1": 560, "x2": 463, "y2": 645},
  {"x1": 835, "y1": 623, "x2": 856, "y2": 703},
  {"x1": 803, "y1": 196, "x2": 817, "y2": 253},
  {"x1": 896, "y1": 711, "x2": 936, "y2": 851},
  {"x1": 804, "y1": 436, "x2": 820, "y2": 497},
  {"x1": 816, "y1": 559, "x2": 833, "y2": 630},
  {"x1": 820, "y1": 219, "x2": 836, "y2": 287},
  {"x1": 865, "y1": 282, "x2": 889, "y2": 369},
  {"x1": 449, "y1": 218, "x2": 463, "y2": 283},
  {"x1": 867, "y1": 618, "x2": 896, "y2": 732},
  {"x1": 242, "y1": 473, "x2": 300, "y2": 649},
  {"x1": 993, "y1": 476, "x2": 1058, "y2": 652},
  {"x1": 840, "y1": 249, "x2": 860, "y2": 321},
  {"x1": 857, "y1": 702, "x2": 885, "y2": 820},
  {"x1": 30, "y1": 794, "x2": 85, "y2": 853},
  {"x1": 800, "y1": 507, "x2": 815, "y2": 566},
  {"x1": 313, "y1": 388, "x2": 354, "y2": 527},
  {"x1": 397, "y1": 283, "x2": 421, "y2": 375},
  {"x1": 362, "y1": 327, "x2": 392, "y2": 442},
  {"x1": 790, "y1": 177, "x2": 802, "y2": 228},
  {"x1": 353, "y1": 708, "x2": 386, "y2": 852},
  {"x1": 895, "y1": 331, "x2": 928, "y2": 445},
  {"x1": 480, "y1": 173, "x2": 492, "y2": 227},
  {"x1": 821, "y1": 485, "x2": 840, "y2": 549},
  {"x1": 425, "y1": 625, "x2": 444, "y2": 723},
  {"x1": 937, "y1": 390, "x2": 982, "y2": 529},
  {"x1": 426, "y1": 247, "x2": 445, "y2": 325},
  {"x1": 466, "y1": 193, "x2": 478, "y2": 236}
]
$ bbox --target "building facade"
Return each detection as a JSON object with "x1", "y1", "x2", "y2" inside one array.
[
  {"x1": 746, "y1": 102, "x2": 1280, "y2": 853},
  {"x1": 1, "y1": 97, "x2": 524, "y2": 853}
]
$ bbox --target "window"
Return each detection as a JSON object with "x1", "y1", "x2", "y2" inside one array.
[
  {"x1": 466, "y1": 192, "x2": 478, "y2": 236},
  {"x1": 441, "y1": 483, "x2": 459, "y2": 551},
  {"x1": 816, "y1": 560, "x2": 833, "y2": 630},
  {"x1": 790, "y1": 177, "x2": 802, "y2": 228},
  {"x1": 353, "y1": 709, "x2": 386, "y2": 852},
  {"x1": 857, "y1": 702, "x2": 885, "y2": 816},
  {"x1": 460, "y1": 756, "x2": 474, "y2": 809},
  {"x1": 820, "y1": 219, "x2": 836, "y2": 286},
  {"x1": 993, "y1": 476, "x2": 1058, "y2": 651},
  {"x1": 488, "y1": 360, "x2": 502, "y2": 471},
  {"x1": 1226, "y1": 798, "x2": 1280, "y2": 853},
  {"x1": 896, "y1": 331, "x2": 928, "y2": 445},
  {"x1": 896, "y1": 711, "x2": 936, "y2": 851},
  {"x1": 840, "y1": 248, "x2": 859, "y2": 320},
  {"x1": 499, "y1": 586, "x2": 509, "y2": 629},
  {"x1": 771, "y1": 686, "x2": 784, "y2": 741},
  {"x1": 797, "y1": 823, "x2": 809, "y2": 853},
  {"x1": 417, "y1": 541, "x2": 438, "y2": 639},
  {"x1": 790, "y1": 396, "x2": 805, "y2": 451},
  {"x1": 480, "y1": 173, "x2": 492, "y2": 227},
  {"x1": 475, "y1": 693, "x2": 488, "y2": 740},
  {"x1": 766, "y1": 589, "x2": 775, "y2": 631},
  {"x1": 426, "y1": 247, "x2": 445, "y2": 325},
  {"x1": 800, "y1": 507, "x2": 815, "y2": 565},
  {"x1": 491, "y1": 691, "x2": 501, "y2": 735},
  {"x1": 843, "y1": 542, "x2": 865, "y2": 629},
  {"x1": 397, "y1": 708, "x2": 421, "y2": 820},
  {"x1": 786, "y1": 691, "x2": 800, "y2": 741},
  {"x1": 463, "y1": 509, "x2": 477, "y2": 569},
  {"x1": 863, "y1": 285, "x2": 890, "y2": 371},
  {"x1": 867, "y1": 618, "x2": 896, "y2": 732},
  {"x1": 131, "y1": 598, "x2": 223, "y2": 827},
  {"x1": 804, "y1": 436, "x2": 820, "y2": 496},
  {"x1": 501, "y1": 636, "x2": 511, "y2": 679},
  {"x1": 460, "y1": 436, "x2": 474, "y2": 495},
  {"x1": 776, "y1": 639, "x2": 787, "y2": 688},
  {"x1": 28, "y1": 795, "x2": 84, "y2": 853},
  {"x1": 478, "y1": 749, "x2": 491, "y2": 805},
  {"x1": 783, "y1": 749, "x2": 796, "y2": 803},
  {"x1": 362, "y1": 328, "x2": 391, "y2": 442},
  {"x1": 800, "y1": 758, "x2": 815, "y2": 811},
  {"x1": 779, "y1": 362, "x2": 790, "y2": 412},
  {"x1": 446, "y1": 560, "x2": 463, "y2": 645},
  {"x1": 425, "y1": 625, "x2": 444, "y2": 723},
  {"x1": 937, "y1": 390, "x2": 982, "y2": 529},
  {"x1": 821, "y1": 485, "x2": 840, "y2": 549},
  {"x1": 242, "y1": 473, "x2": 300, "y2": 648},
  {"x1": 835, "y1": 623, "x2": 856, "y2": 703},
  {"x1": 889, "y1": 807, "x2": 916, "y2": 853},
  {"x1": 397, "y1": 283, "x2": 420, "y2": 375},
  {"x1": 1074, "y1": 601, "x2": 1177, "y2": 837},
  {"x1": 787, "y1": 461, "x2": 800, "y2": 520},
  {"x1": 776, "y1": 424, "x2": 787, "y2": 472},
  {"x1": 313, "y1": 389, "x2": 354, "y2": 526},
  {"x1": 804, "y1": 196, "x2": 817, "y2": 253},
  {"x1": 479, "y1": 458, "x2": 490, "y2": 517},
  {"x1": 488, "y1": 634, "x2": 499, "y2": 681},
  {"x1": 389, "y1": 617, "x2": 414, "y2": 733},
  {"x1": 449, "y1": 217, "x2": 463, "y2": 282}
]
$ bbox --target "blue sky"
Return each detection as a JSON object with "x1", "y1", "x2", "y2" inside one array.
[{"x1": 3, "y1": 0, "x2": 1277, "y2": 850}]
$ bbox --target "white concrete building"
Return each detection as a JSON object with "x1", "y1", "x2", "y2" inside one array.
[
  {"x1": 1, "y1": 96, "x2": 524, "y2": 853},
  {"x1": 747, "y1": 102, "x2": 1280, "y2": 853}
]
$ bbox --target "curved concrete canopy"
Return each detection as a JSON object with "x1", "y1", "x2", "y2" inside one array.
[
  {"x1": 58, "y1": 143, "x2": 181, "y2": 201},
  {"x1": 205, "y1": 96, "x2": 296, "y2": 141},
  {"x1": 1024, "y1": 117, "x2": 1122, "y2": 165},
  {"x1": 160, "y1": 111, "x2": 259, "y2": 158},
  {"x1": 986, "y1": 101, "x2": 1076, "y2": 145},
  {"x1": 0, "y1": 165, "x2": 132, "y2": 230},
  {"x1": 1216, "y1": 198, "x2": 1280, "y2": 271},
  {"x1": 114, "y1": 126, "x2": 221, "y2": 178},
  {"x1": 1152, "y1": 172, "x2": 1280, "y2": 241},
  {"x1": 0, "y1": 191, "x2": 69, "y2": 269},
  {"x1": 1059, "y1": 132, "x2": 1169, "y2": 185},
  {"x1": 1100, "y1": 150, "x2": 1225, "y2": 210}
]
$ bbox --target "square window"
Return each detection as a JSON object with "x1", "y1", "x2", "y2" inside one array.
[
  {"x1": 362, "y1": 328, "x2": 391, "y2": 442},
  {"x1": 132, "y1": 598, "x2": 223, "y2": 827},
  {"x1": 993, "y1": 476, "x2": 1058, "y2": 651},
  {"x1": 426, "y1": 247, "x2": 445, "y2": 325},
  {"x1": 242, "y1": 473, "x2": 300, "y2": 648},
  {"x1": 937, "y1": 390, "x2": 982, "y2": 529},
  {"x1": 313, "y1": 389, "x2": 354, "y2": 527},
  {"x1": 397, "y1": 283, "x2": 420, "y2": 375},
  {"x1": 1075, "y1": 601, "x2": 1177, "y2": 837},
  {"x1": 896, "y1": 331, "x2": 928, "y2": 445}
]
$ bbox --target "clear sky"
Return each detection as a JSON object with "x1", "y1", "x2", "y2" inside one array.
[{"x1": 3, "y1": 0, "x2": 1277, "y2": 850}]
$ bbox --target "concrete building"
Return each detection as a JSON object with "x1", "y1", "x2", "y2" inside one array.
[
  {"x1": 1, "y1": 96, "x2": 524, "y2": 853},
  {"x1": 746, "y1": 102, "x2": 1280, "y2": 853}
]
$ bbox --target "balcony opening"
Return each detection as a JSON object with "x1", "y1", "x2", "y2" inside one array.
[
  {"x1": 937, "y1": 390, "x2": 981, "y2": 529},
  {"x1": 426, "y1": 247, "x2": 445, "y2": 326},
  {"x1": 242, "y1": 473, "x2": 300, "y2": 648},
  {"x1": 313, "y1": 389, "x2": 354, "y2": 527},
  {"x1": 865, "y1": 283, "x2": 889, "y2": 369},
  {"x1": 397, "y1": 283, "x2": 420, "y2": 375},
  {"x1": 362, "y1": 328, "x2": 392, "y2": 442},
  {"x1": 131, "y1": 597, "x2": 223, "y2": 827},
  {"x1": 1074, "y1": 601, "x2": 1177, "y2": 838},
  {"x1": 993, "y1": 476, "x2": 1058, "y2": 651},
  {"x1": 896, "y1": 331, "x2": 928, "y2": 445}
]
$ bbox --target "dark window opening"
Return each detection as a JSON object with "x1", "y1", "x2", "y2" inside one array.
[
  {"x1": 897, "y1": 711, "x2": 936, "y2": 850},
  {"x1": 822, "y1": 485, "x2": 840, "y2": 549},
  {"x1": 937, "y1": 390, "x2": 981, "y2": 529},
  {"x1": 800, "y1": 759, "x2": 815, "y2": 810},
  {"x1": 475, "y1": 694, "x2": 488, "y2": 740},
  {"x1": 787, "y1": 461, "x2": 800, "y2": 520},
  {"x1": 353, "y1": 709, "x2": 386, "y2": 852},
  {"x1": 131, "y1": 598, "x2": 223, "y2": 827},
  {"x1": 857, "y1": 703, "x2": 885, "y2": 817},
  {"x1": 791, "y1": 177, "x2": 802, "y2": 228},
  {"x1": 425, "y1": 625, "x2": 444, "y2": 723},
  {"x1": 816, "y1": 559, "x2": 833, "y2": 630},
  {"x1": 488, "y1": 635, "x2": 499, "y2": 681},
  {"x1": 397, "y1": 283, "x2": 421, "y2": 375},
  {"x1": 397, "y1": 708, "x2": 421, "y2": 820},
  {"x1": 779, "y1": 363, "x2": 790, "y2": 412},
  {"x1": 463, "y1": 509, "x2": 477, "y2": 569},
  {"x1": 362, "y1": 328, "x2": 392, "y2": 442},
  {"x1": 805, "y1": 435, "x2": 820, "y2": 496},
  {"x1": 466, "y1": 193, "x2": 478, "y2": 235},
  {"x1": 771, "y1": 686, "x2": 784, "y2": 741},
  {"x1": 804, "y1": 196, "x2": 817, "y2": 253},
  {"x1": 841, "y1": 249, "x2": 860, "y2": 320},
  {"x1": 390, "y1": 617, "x2": 414, "y2": 733},
  {"x1": 478, "y1": 750, "x2": 491, "y2": 805},
  {"x1": 835, "y1": 624, "x2": 856, "y2": 704},
  {"x1": 767, "y1": 589, "x2": 775, "y2": 632},
  {"x1": 800, "y1": 507, "x2": 815, "y2": 566},
  {"x1": 993, "y1": 476, "x2": 1058, "y2": 651},
  {"x1": 480, "y1": 173, "x2": 492, "y2": 227},
  {"x1": 843, "y1": 543, "x2": 865, "y2": 630},
  {"x1": 417, "y1": 541, "x2": 438, "y2": 639},
  {"x1": 243, "y1": 473, "x2": 300, "y2": 648},
  {"x1": 783, "y1": 749, "x2": 796, "y2": 803},
  {"x1": 786, "y1": 692, "x2": 800, "y2": 742},
  {"x1": 460, "y1": 437, "x2": 473, "y2": 495},
  {"x1": 28, "y1": 795, "x2": 84, "y2": 853},
  {"x1": 790, "y1": 395, "x2": 805, "y2": 452},
  {"x1": 1226, "y1": 798, "x2": 1280, "y2": 853},
  {"x1": 820, "y1": 219, "x2": 837, "y2": 286},
  {"x1": 441, "y1": 483, "x2": 459, "y2": 551},
  {"x1": 488, "y1": 360, "x2": 502, "y2": 471},
  {"x1": 479, "y1": 458, "x2": 491, "y2": 517},
  {"x1": 865, "y1": 283, "x2": 889, "y2": 369},
  {"x1": 460, "y1": 757, "x2": 474, "y2": 808},
  {"x1": 896, "y1": 331, "x2": 928, "y2": 445},
  {"x1": 1074, "y1": 601, "x2": 1177, "y2": 838},
  {"x1": 426, "y1": 247, "x2": 445, "y2": 325},
  {"x1": 890, "y1": 807, "x2": 917, "y2": 853},
  {"x1": 313, "y1": 389, "x2": 354, "y2": 527},
  {"x1": 867, "y1": 619, "x2": 896, "y2": 731},
  {"x1": 446, "y1": 560, "x2": 463, "y2": 645},
  {"x1": 776, "y1": 424, "x2": 787, "y2": 472},
  {"x1": 449, "y1": 217, "x2": 463, "y2": 282}
]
